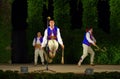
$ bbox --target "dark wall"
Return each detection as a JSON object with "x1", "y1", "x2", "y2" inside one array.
[
  {"x1": 11, "y1": 0, "x2": 28, "y2": 63},
  {"x1": 97, "y1": 0, "x2": 110, "y2": 33},
  {"x1": 70, "y1": 0, "x2": 83, "y2": 29}
]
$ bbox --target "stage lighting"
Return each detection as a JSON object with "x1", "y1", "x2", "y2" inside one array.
[
  {"x1": 85, "y1": 68, "x2": 94, "y2": 75},
  {"x1": 20, "y1": 66, "x2": 28, "y2": 73}
]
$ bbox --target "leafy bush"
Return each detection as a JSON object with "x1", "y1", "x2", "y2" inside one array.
[
  {"x1": 0, "y1": 70, "x2": 120, "y2": 79},
  {"x1": 81, "y1": 0, "x2": 98, "y2": 28},
  {"x1": 110, "y1": 0, "x2": 120, "y2": 31},
  {"x1": 0, "y1": 0, "x2": 11, "y2": 63},
  {"x1": 27, "y1": 0, "x2": 45, "y2": 62}
]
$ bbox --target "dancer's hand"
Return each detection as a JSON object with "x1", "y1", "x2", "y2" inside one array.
[
  {"x1": 92, "y1": 42, "x2": 97, "y2": 47},
  {"x1": 61, "y1": 44, "x2": 64, "y2": 49},
  {"x1": 41, "y1": 47, "x2": 45, "y2": 50}
]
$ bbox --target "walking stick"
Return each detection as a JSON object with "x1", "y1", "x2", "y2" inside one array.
[
  {"x1": 61, "y1": 48, "x2": 64, "y2": 64},
  {"x1": 95, "y1": 45, "x2": 107, "y2": 52}
]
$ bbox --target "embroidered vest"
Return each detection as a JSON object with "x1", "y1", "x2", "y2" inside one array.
[
  {"x1": 47, "y1": 26, "x2": 58, "y2": 40},
  {"x1": 82, "y1": 32, "x2": 93, "y2": 46},
  {"x1": 35, "y1": 37, "x2": 43, "y2": 44}
]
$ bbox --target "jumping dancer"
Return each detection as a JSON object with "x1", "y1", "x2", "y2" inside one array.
[{"x1": 42, "y1": 20, "x2": 64, "y2": 62}]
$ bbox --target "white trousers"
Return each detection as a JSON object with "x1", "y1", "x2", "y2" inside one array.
[
  {"x1": 34, "y1": 48, "x2": 44, "y2": 64},
  {"x1": 79, "y1": 44, "x2": 95, "y2": 64},
  {"x1": 48, "y1": 40, "x2": 58, "y2": 56}
]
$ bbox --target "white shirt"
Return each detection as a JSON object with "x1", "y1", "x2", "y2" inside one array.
[
  {"x1": 42, "y1": 27, "x2": 63, "y2": 47},
  {"x1": 86, "y1": 32, "x2": 96, "y2": 45},
  {"x1": 32, "y1": 37, "x2": 41, "y2": 46}
]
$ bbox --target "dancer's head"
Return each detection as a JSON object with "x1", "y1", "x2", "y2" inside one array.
[
  {"x1": 49, "y1": 20, "x2": 55, "y2": 28},
  {"x1": 86, "y1": 27, "x2": 93, "y2": 33},
  {"x1": 37, "y1": 32, "x2": 42, "y2": 37}
]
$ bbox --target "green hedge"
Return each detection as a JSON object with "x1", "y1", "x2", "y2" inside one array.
[
  {"x1": 53, "y1": 0, "x2": 71, "y2": 30},
  {"x1": 110, "y1": 0, "x2": 120, "y2": 31},
  {"x1": 93, "y1": 29, "x2": 120, "y2": 64},
  {"x1": 0, "y1": 70, "x2": 120, "y2": 79},
  {"x1": 0, "y1": 0, "x2": 11, "y2": 63},
  {"x1": 81, "y1": 0, "x2": 98, "y2": 28},
  {"x1": 27, "y1": 0, "x2": 45, "y2": 62}
]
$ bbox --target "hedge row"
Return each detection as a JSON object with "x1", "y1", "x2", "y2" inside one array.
[{"x1": 0, "y1": 70, "x2": 120, "y2": 79}]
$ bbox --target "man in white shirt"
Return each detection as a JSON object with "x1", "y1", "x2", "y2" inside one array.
[
  {"x1": 78, "y1": 27, "x2": 97, "y2": 66},
  {"x1": 42, "y1": 20, "x2": 64, "y2": 60},
  {"x1": 33, "y1": 32, "x2": 44, "y2": 65}
]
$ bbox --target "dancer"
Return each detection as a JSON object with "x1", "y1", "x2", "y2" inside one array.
[
  {"x1": 42, "y1": 20, "x2": 64, "y2": 60},
  {"x1": 33, "y1": 32, "x2": 44, "y2": 65},
  {"x1": 78, "y1": 27, "x2": 97, "y2": 66}
]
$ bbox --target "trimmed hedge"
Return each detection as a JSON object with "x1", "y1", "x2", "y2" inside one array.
[
  {"x1": 0, "y1": 0, "x2": 11, "y2": 63},
  {"x1": 0, "y1": 70, "x2": 120, "y2": 79},
  {"x1": 110, "y1": 0, "x2": 120, "y2": 31},
  {"x1": 81, "y1": 0, "x2": 98, "y2": 28},
  {"x1": 53, "y1": 0, "x2": 71, "y2": 30},
  {"x1": 27, "y1": 0, "x2": 45, "y2": 62}
]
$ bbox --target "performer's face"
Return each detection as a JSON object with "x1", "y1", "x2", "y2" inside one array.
[
  {"x1": 37, "y1": 32, "x2": 41, "y2": 37},
  {"x1": 49, "y1": 20, "x2": 55, "y2": 28},
  {"x1": 89, "y1": 28, "x2": 93, "y2": 33}
]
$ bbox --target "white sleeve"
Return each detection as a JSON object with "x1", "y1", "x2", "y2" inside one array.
[
  {"x1": 41, "y1": 29, "x2": 48, "y2": 47},
  {"x1": 92, "y1": 36, "x2": 96, "y2": 43},
  {"x1": 57, "y1": 28, "x2": 63, "y2": 45},
  {"x1": 86, "y1": 32, "x2": 94, "y2": 44},
  {"x1": 32, "y1": 38, "x2": 36, "y2": 46}
]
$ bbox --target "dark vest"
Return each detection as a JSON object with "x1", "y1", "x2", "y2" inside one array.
[
  {"x1": 82, "y1": 32, "x2": 93, "y2": 46},
  {"x1": 47, "y1": 26, "x2": 58, "y2": 40},
  {"x1": 35, "y1": 37, "x2": 43, "y2": 43}
]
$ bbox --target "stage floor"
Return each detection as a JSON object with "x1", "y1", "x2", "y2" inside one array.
[{"x1": 0, "y1": 64, "x2": 120, "y2": 73}]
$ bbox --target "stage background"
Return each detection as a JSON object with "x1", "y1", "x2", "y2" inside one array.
[{"x1": 0, "y1": 0, "x2": 120, "y2": 64}]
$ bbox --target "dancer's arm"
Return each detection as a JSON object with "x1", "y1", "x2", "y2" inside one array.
[
  {"x1": 57, "y1": 28, "x2": 64, "y2": 49},
  {"x1": 42, "y1": 29, "x2": 48, "y2": 48}
]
